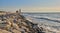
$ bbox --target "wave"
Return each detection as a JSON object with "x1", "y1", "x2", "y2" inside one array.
[
  {"x1": 33, "y1": 16, "x2": 60, "y2": 22},
  {"x1": 22, "y1": 13, "x2": 60, "y2": 33}
]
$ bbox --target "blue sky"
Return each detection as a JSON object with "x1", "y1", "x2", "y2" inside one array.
[{"x1": 0, "y1": 0, "x2": 60, "y2": 12}]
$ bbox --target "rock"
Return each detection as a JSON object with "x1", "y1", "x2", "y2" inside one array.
[
  {"x1": 0, "y1": 11, "x2": 45, "y2": 33},
  {"x1": 12, "y1": 29, "x2": 21, "y2": 33},
  {"x1": 0, "y1": 29, "x2": 11, "y2": 33}
]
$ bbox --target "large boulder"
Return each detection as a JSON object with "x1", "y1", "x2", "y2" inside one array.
[{"x1": 0, "y1": 29, "x2": 11, "y2": 33}]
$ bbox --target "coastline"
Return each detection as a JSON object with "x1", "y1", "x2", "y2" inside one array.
[
  {"x1": 0, "y1": 11, "x2": 44, "y2": 33},
  {"x1": 22, "y1": 13, "x2": 60, "y2": 33},
  {"x1": 0, "y1": 11, "x2": 60, "y2": 33}
]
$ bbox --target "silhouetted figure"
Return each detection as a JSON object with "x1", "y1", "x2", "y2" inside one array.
[
  {"x1": 16, "y1": 10, "x2": 19, "y2": 16},
  {"x1": 16, "y1": 10, "x2": 18, "y2": 13}
]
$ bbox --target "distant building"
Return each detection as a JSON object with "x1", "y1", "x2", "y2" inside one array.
[
  {"x1": 19, "y1": 9, "x2": 21, "y2": 14},
  {"x1": 19, "y1": 9, "x2": 21, "y2": 13}
]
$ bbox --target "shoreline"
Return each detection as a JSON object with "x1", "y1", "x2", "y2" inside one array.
[{"x1": 0, "y1": 11, "x2": 45, "y2": 33}]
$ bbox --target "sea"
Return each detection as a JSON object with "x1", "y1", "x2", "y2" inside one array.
[{"x1": 22, "y1": 12, "x2": 60, "y2": 33}]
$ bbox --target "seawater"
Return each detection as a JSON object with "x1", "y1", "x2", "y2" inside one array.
[{"x1": 22, "y1": 12, "x2": 60, "y2": 33}]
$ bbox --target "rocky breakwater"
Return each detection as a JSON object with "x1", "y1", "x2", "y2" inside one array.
[{"x1": 0, "y1": 11, "x2": 45, "y2": 33}]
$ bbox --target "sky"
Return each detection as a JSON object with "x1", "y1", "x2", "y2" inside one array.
[{"x1": 0, "y1": 0, "x2": 60, "y2": 12}]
